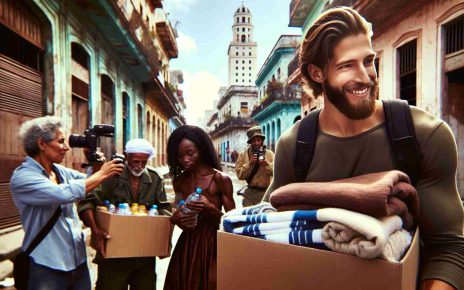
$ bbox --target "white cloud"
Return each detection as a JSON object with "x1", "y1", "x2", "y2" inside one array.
[
  {"x1": 177, "y1": 32, "x2": 197, "y2": 56},
  {"x1": 168, "y1": 0, "x2": 196, "y2": 11},
  {"x1": 182, "y1": 71, "x2": 221, "y2": 125}
]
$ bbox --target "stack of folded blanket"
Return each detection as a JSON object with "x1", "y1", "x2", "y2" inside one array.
[{"x1": 223, "y1": 170, "x2": 418, "y2": 261}]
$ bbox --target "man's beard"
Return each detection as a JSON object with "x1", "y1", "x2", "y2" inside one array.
[
  {"x1": 128, "y1": 165, "x2": 146, "y2": 177},
  {"x1": 324, "y1": 78, "x2": 378, "y2": 120}
]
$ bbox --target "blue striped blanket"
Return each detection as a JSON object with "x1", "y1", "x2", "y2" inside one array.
[{"x1": 223, "y1": 210, "x2": 327, "y2": 247}]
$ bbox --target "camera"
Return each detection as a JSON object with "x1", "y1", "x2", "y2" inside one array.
[
  {"x1": 111, "y1": 153, "x2": 125, "y2": 164},
  {"x1": 253, "y1": 145, "x2": 266, "y2": 161},
  {"x1": 69, "y1": 124, "x2": 115, "y2": 167}
]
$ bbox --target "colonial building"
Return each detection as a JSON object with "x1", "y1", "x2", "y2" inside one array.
[
  {"x1": 287, "y1": 0, "x2": 326, "y2": 116},
  {"x1": 252, "y1": 35, "x2": 301, "y2": 151},
  {"x1": 0, "y1": 0, "x2": 184, "y2": 277},
  {"x1": 208, "y1": 4, "x2": 259, "y2": 162},
  {"x1": 289, "y1": 0, "x2": 464, "y2": 196}
]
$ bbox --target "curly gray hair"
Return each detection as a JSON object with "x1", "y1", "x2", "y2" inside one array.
[{"x1": 19, "y1": 116, "x2": 63, "y2": 157}]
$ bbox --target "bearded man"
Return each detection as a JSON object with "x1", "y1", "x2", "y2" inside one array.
[
  {"x1": 263, "y1": 7, "x2": 464, "y2": 290},
  {"x1": 78, "y1": 138, "x2": 167, "y2": 290}
]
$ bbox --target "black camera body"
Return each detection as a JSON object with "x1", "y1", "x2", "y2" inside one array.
[
  {"x1": 69, "y1": 124, "x2": 115, "y2": 166},
  {"x1": 253, "y1": 145, "x2": 266, "y2": 161},
  {"x1": 111, "y1": 153, "x2": 125, "y2": 164}
]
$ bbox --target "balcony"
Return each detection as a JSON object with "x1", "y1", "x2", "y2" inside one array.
[
  {"x1": 209, "y1": 117, "x2": 256, "y2": 138},
  {"x1": 147, "y1": 0, "x2": 162, "y2": 10},
  {"x1": 251, "y1": 82, "x2": 300, "y2": 118},
  {"x1": 289, "y1": 0, "x2": 318, "y2": 27},
  {"x1": 287, "y1": 50, "x2": 300, "y2": 84},
  {"x1": 73, "y1": 0, "x2": 161, "y2": 82},
  {"x1": 156, "y1": 10, "x2": 178, "y2": 59}
]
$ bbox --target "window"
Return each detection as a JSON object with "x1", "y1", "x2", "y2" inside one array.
[
  {"x1": 249, "y1": 60, "x2": 251, "y2": 64},
  {"x1": 241, "y1": 35, "x2": 246, "y2": 43},
  {"x1": 249, "y1": 52, "x2": 252, "y2": 56},
  {"x1": 236, "y1": 73, "x2": 238, "y2": 76},
  {"x1": 236, "y1": 66, "x2": 238, "y2": 70},
  {"x1": 444, "y1": 16, "x2": 464, "y2": 55},
  {"x1": 248, "y1": 28, "x2": 250, "y2": 31},
  {"x1": 242, "y1": 73, "x2": 244, "y2": 76},
  {"x1": 236, "y1": 52, "x2": 238, "y2": 56},
  {"x1": 249, "y1": 79, "x2": 251, "y2": 83},
  {"x1": 237, "y1": 17, "x2": 239, "y2": 23},
  {"x1": 241, "y1": 102, "x2": 248, "y2": 113},
  {"x1": 242, "y1": 17, "x2": 245, "y2": 22},
  {"x1": 242, "y1": 52, "x2": 245, "y2": 56},
  {"x1": 249, "y1": 67, "x2": 251, "y2": 70},
  {"x1": 242, "y1": 67, "x2": 245, "y2": 70},
  {"x1": 398, "y1": 39, "x2": 417, "y2": 106},
  {"x1": 242, "y1": 79, "x2": 245, "y2": 83},
  {"x1": 237, "y1": 28, "x2": 239, "y2": 32},
  {"x1": 242, "y1": 28, "x2": 245, "y2": 32},
  {"x1": 242, "y1": 60, "x2": 245, "y2": 64},
  {"x1": 249, "y1": 73, "x2": 251, "y2": 76},
  {"x1": 236, "y1": 60, "x2": 238, "y2": 64},
  {"x1": 236, "y1": 79, "x2": 238, "y2": 82}
]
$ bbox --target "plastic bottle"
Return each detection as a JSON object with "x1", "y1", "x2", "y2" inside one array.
[
  {"x1": 183, "y1": 187, "x2": 202, "y2": 215},
  {"x1": 130, "y1": 203, "x2": 139, "y2": 214},
  {"x1": 117, "y1": 203, "x2": 131, "y2": 215},
  {"x1": 103, "y1": 200, "x2": 111, "y2": 209},
  {"x1": 108, "y1": 204, "x2": 116, "y2": 214},
  {"x1": 148, "y1": 205, "x2": 160, "y2": 216}
]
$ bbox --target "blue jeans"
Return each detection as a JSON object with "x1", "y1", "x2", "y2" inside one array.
[{"x1": 28, "y1": 260, "x2": 91, "y2": 290}]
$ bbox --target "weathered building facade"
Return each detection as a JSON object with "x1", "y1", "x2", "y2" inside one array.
[
  {"x1": 252, "y1": 35, "x2": 301, "y2": 151},
  {"x1": 0, "y1": 0, "x2": 184, "y2": 277}
]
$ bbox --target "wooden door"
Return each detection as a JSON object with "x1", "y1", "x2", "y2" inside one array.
[{"x1": 0, "y1": 54, "x2": 43, "y2": 230}]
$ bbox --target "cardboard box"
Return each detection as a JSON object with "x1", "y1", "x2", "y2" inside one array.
[
  {"x1": 95, "y1": 210, "x2": 173, "y2": 258},
  {"x1": 218, "y1": 228, "x2": 419, "y2": 290}
]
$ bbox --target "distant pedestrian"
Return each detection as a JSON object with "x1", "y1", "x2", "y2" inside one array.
[
  {"x1": 230, "y1": 150, "x2": 239, "y2": 163},
  {"x1": 235, "y1": 126, "x2": 274, "y2": 206}
]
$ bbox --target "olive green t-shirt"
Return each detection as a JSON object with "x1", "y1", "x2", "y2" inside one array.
[{"x1": 264, "y1": 106, "x2": 464, "y2": 289}]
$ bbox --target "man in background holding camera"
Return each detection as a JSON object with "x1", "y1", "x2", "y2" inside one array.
[
  {"x1": 235, "y1": 126, "x2": 274, "y2": 207},
  {"x1": 78, "y1": 138, "x2": 168, "y2": 290}
]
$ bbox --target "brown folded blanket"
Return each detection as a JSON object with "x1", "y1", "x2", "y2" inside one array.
[{"x1": 269, "y1": 170, "x2": 419, "y2": 230}]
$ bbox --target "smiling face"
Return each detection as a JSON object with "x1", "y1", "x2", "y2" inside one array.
[
  {"x1": 177, "y1": 138, "x2": 200, "y2": 171},
  {"x1": 41, "y1": 128, "x2": 69, "y2": 164},
  {"x1": 322, "y1": 33, "x2": 378, "y2": 119}
]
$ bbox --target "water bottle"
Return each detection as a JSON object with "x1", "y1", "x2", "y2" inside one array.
[
  {"x1": 117, "y1": 203, "x2": 131, "y2": 215},
  {"x1": 108, "y1": 204, "x2": 116, "y2": 214},
  {"x1": 103, "y1": 200, "x2": 111, "y2": 209},
  {"x1": 183, "y1": 187, "x2": 202, "y2": 215},
  {"x1": 148, "y1": 205, "x2": 160, "y2": 216}
]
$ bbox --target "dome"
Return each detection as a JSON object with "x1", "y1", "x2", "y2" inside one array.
[{"x1": 235, "y1": 4, "x2": 250, "y2": 14}]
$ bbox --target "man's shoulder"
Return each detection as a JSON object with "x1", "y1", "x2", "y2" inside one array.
[
  {"x1": 278, "y1": 120, "x2": 301, "y2": 146},
  {"x1": 410, "y1": 106, "x2": 444, "y2": 143}
]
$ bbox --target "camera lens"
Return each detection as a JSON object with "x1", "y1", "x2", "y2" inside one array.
[{"x1": 68, "y1": 134, "x2": 87, "y2": 148}]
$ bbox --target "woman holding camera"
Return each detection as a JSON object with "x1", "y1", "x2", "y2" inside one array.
[
  {"x1": 164, "y1": 125, "x2": 235, "y2": 290},
  {"x1": 10, "y1": 116, "x2": 124, "y2": 290}
]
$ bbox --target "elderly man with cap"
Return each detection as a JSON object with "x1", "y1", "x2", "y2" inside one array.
[
  {"x1": 78, "y1": 138, "x2": 168, "y2": 290},
  {"x1": 235, "y1": 126, "x2": 275, "y2": 206}
]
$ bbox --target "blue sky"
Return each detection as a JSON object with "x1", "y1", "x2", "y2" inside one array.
[{"x1": 163, "y1": 0, "x2": 301, "y2": 125}]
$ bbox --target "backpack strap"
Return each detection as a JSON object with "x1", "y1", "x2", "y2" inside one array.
[
  {"x1": 382, "y1": 99, "x2": 422, "y2": 185},
  {"x1": 294, "y1": 108, "x2": 321, "y2": 182}
]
